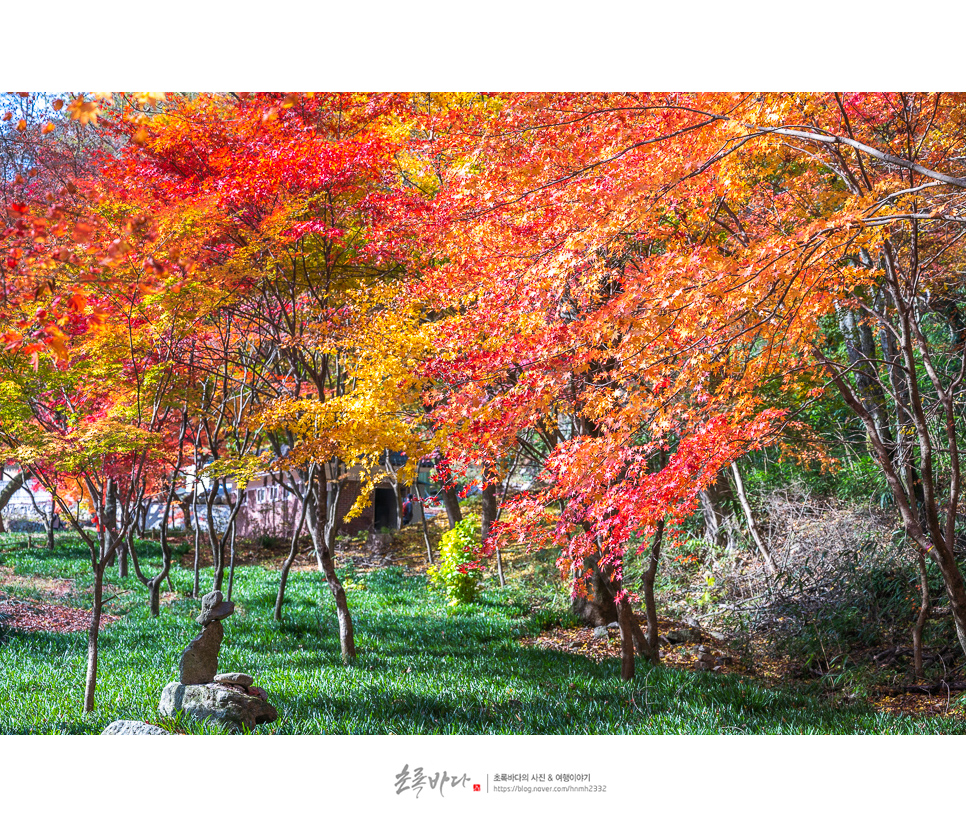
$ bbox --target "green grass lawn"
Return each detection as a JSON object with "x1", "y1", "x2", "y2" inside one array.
[{"x1": 1, "y1": 534, "x2": 964, "y2": 734}]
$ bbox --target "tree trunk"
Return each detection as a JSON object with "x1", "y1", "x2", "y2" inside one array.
[
  {"x1": 494, "y1": 545, "x2": 506, "y2": 588},
  {"x1": 0, "y1": 470, "x2": 26, "y2": 521},
  {"x1": 489, "y1": 451, "x2": 521, "y2": 589},
  {"x1": 699, "y1": 472, "x2": 738, "y2": 552},
  {"x1": 275, "y1": 469, "x2": 312, "y2": 620},
  {"x1": 0, "y1": 470, "x2": 26, "y2": 533},
  {"x1": 640, "y1": 519, "x2": 664, "y2": 664},
  {"x1": 319, "y1": 547, "x2": 356, "y2": 661},
  {"x1": 616, "y1": 596, "x2": 636, "y2": 680},
  {"x1": 84, "y1": 562, "x2": 105, "y2": 713},
  {"x1": 730, "y1": 461, "x2": 777, "y2": 572},
  {"x1": 913, "y1": 551, "x2": 930, "y2": 678},
  {"x1": 393, "y1": 482, "x2": 406, "y2": 531},
  {"x1": 45, "y1": 504, "x2": 55, "y2": 551},
  {"x1": 274, "y1": 498, "x2": 309, "y2": 621},
  {"x1": 839, "y1": 305, "x2": 894, "y2": 453},
  {"x1": 105, "y1": 480, "x2": 118, "y2": 568},
  {"x1": 226, "y1": 521, "x2": 237, "y2": 600},
  {"x1": 148, "y1": 577, "x2": 161, "y2": 618},
  {"x1": 480, "y1": 464, "x2": 498, "y2": 542},
  {"x1": 307, "y1": 471, "x2": 356, "y2": 660},
  {"x1": 571, "y1": 557, "x2": 619, "y2": 626},
  {"x1": 192, "y1": 481, "x2": 201, "y2": 597},
  {"x1": 595, "y1": 559, "x2": 654, "y2": 679},
  {"x1": 441, "y1": 484, "x2": 463, "y2": 530},
  {"x1": 413, "y1": 481, "x2": 434, "y2": 565},
  {"x1": 117, "y1": 537, "x2": 128, "y2": 579},
  {"x1": 206, "y1": 481, "x2": 224, "y2": 591}
]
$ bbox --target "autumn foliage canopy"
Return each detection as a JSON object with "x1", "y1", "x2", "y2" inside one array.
[{"x1": 5, "y1": 91, "x2": 966, "y2": 684}]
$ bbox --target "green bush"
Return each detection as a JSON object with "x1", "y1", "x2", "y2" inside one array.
[{"x1": 427, "y1": 516, "x2": 484, "y2": 606}]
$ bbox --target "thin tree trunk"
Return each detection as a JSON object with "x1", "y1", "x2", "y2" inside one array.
[
  {"x1": 393, "y1": 480, "x2": 406, "y2": 531},
  {"x1": 616, "y1": 597, "x2": 636, "y2": 680},
  {"x1": 480, "y1": 464, "x2": 498, "y2": 542},
  {"x1": 84, "y1": 562, "x2": 105, "y2": 713},
  {"x1": 494, "y1": 545, "x2": 506, "y2": 588},
  {"x1": 640, "y1": 519, "x2": 664, "y2": 663},
  {"x1": 226, "y1": 520, "x2": 237, "y2": 601},
  {"x1": 128, "y1": 525, "x2": 169, "y2": 619},
  {"x1": 730, "y1": 461, "x2": 777, "y2": 573},
  {"x1": 274, "y1": 487, "x2": 310, "y2": 620},
  {"x1": 441, "y1": 484, "x2": 463, "y2": 530},
  {"x1": 205, "y1": 480, "x2": 223, "y2": 590},
  {"x1": 46, "y1": 503, "x2": 55, "y2": 550},
  {"x1": 117, "y1": 536, "x2": 128, "y2": 578},
  {"x1": 308, "y1": 471, "x2": 356, "y2": 660},
  {"x1": 213, "y1": 488, "x2": 246, "y2": 593},
  {"x1": 913, "y1": 551, "x2": 930, "y2": 678},
  {"x1": 82, "y1": 487, "x2": 133, "y2": 713},
  {"x1": 192, "y1": 478, "x2": 201, "y2": 597},
  {"x1": 319, "y1": 546, "x2": 356, "y2": 660},
  {"x1": 105, "y1": 480, "x2": 118, "y2": 569},
  {"x1": 490, "y1": 449, "x2": 521, "y2": 589},
  {"x1": 413, "y1": 481, "x2": 434, "y2": 565}
]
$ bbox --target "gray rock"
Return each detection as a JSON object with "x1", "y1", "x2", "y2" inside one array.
[
  {"x1": 214, "y1": 672, "x2": 254, "y2": 688},
  {"x1": 196, "y1": 590, "x2": 235, "y2": 625},
  {"x1": 368, "y1": 532, "x2": 393, "y2": 556},
  {"x1": 159, "y1": 681, "x2": 278, "y2": 732},
  {"x1": 666, "y1": 627, "x2": 701, "y2": 644},
  {"x1": 179, "y1": 620, "x2": 224, "y2": 684},
  {"x1": 593, "y1": 626, "x2": 610, "y2": 640},
  {"x1": 694, "y1": 659, "x2": 715, "y2": 671},
  {"x1": 102, "y1": 720, "x2": 171, "y2": 736}
]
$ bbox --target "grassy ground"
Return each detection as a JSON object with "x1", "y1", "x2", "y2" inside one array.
[{"x1": 1, "y1": 531, "x2": 964, "y2": 734}]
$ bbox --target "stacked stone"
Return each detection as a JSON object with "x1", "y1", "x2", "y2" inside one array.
[
  {"x1": 693, "y1": 644, "x2": 734, "y2": 672},
  {"x1": 179, "y1": 589, "x2": 235, "y2": 684},
  {"x1": 158, "y1": 590, "x2": 278, "y2": 732}
]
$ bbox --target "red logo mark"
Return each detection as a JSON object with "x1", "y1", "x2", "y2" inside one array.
[{"x1": 473, "y1": 784, "x2": 481, "y2": 792}]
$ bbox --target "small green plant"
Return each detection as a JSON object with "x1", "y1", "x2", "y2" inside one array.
[
  {"x1": 697, "y1": 572, "x2": 717, "y2": 607},
  {"x1": 427, "y1": 516, "x2": 483, "y2": 605}
]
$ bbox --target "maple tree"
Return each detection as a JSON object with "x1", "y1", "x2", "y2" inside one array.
[
  {"x1": 0, "y1": 288, "x2": 179, "y2": 710},
  {"x1": 416, "y1": 92, "x2": 966, "y2": 676},
  {"x1": 67, "y1": 92, "x2": 441, "y2": 660}
]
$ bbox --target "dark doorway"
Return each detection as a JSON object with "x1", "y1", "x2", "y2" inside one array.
[{"x1": 373, "y1": 487, "x2": 397, "y2": 531}]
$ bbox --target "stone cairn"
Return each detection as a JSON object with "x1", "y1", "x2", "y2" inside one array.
[{"x1": 158, "y1": 590, "x2": 278, "y2": 732}]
